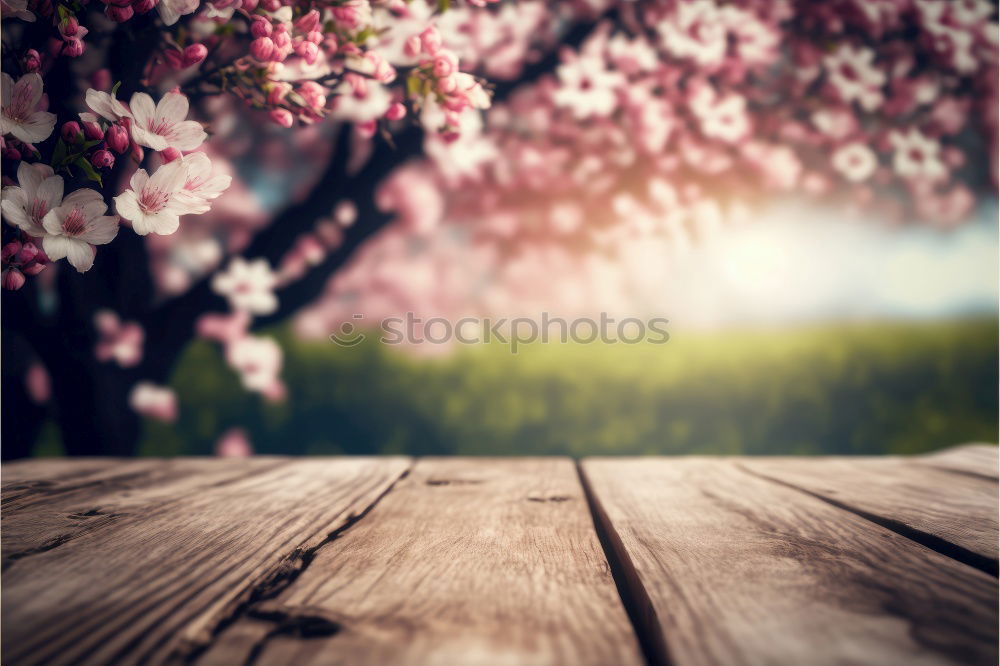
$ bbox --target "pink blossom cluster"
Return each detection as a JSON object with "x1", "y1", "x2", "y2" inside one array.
[{"x1": 298, "y1": 0, "x2": 998, "y2": 338}]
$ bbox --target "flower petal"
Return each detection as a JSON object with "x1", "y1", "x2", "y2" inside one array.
[
  {"x1": 157, "y1": 91, "x2": 189, "y2": 123},
  {"x1": 165, "y1": 120, "x2": 207, "y2": 151},
  {"x1": 11, "y1": 110, "x2": 56, "y2": 143},
  {"x1": 78, "y1": 215, "x2": 120, "y2": 245},
  {"x1": 113, "y1": 190, "x2": 142, "y2": 222}
]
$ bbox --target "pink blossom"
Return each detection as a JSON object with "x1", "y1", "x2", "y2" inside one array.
[
  {"x1": 129, "y1": 382, "x2": 178, "y2": 422},
  {"x1": 215, "y1": 428, "x2": 253, "y2": 457},
  {"x1": 94, "y1": 309, "x2": 144, "y2": 367}
]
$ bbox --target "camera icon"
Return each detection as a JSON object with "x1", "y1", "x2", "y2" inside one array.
[{"x1": 329, "y1": 314, "x2": 367, "y2": 347}]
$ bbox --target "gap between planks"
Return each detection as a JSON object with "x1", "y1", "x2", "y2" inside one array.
[{"x1": 177, "y1": 463, "x2": 414, "y2": 665}]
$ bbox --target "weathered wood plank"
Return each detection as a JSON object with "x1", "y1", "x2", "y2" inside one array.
[
  {"x1": 915, "y1": 444, "x2": 998, "y2": 480},
  {"x1": 198, "y1": 458, "x2": 643, "y2": 666},
  {"x1": 2, "y1": 458, "x2": 288, "y2": 570},
  {"x1": 740, "y1": 455, "x2": 999, "y2": 573},
  {"x1": 1, "y1": 457, "x2": 411, "y2": 666},
  {"x1": 581, "y1": 458, "x2": 998, "y2": 666}
]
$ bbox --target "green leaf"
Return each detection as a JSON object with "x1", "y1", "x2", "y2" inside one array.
[
  {"x1": 51, "y1": 139, "x2": 67, "y2": 166},
  {"x1": 74, "y1": 157, "x2": 103, "y2": 186},
  {"x1": 406, "y1": 74, "x2": 421, "y2": 98},
  {"x1": 111, "y1": 80, "x2": 122, "y2": 98}
]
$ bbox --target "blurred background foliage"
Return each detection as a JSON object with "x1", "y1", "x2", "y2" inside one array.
[{"x1": 33, "y1": 316, "x2": 995, "y2": 457}]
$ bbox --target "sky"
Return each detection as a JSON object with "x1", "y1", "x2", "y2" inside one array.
[{"x1": 657, "y1": 201, "x2": 998, "y2": 330}]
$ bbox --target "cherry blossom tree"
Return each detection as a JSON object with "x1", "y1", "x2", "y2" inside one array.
[{"x1": 1, "y1": 0, "x2": 996, "y2": 457}]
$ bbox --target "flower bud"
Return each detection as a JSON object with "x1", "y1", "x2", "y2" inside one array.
[
  {"x1": 241, "y1": 0, "x2": 258, "y2": 10},
  {"x1": 260, "y1": 0, "x2": 280, "y2": 10},
  {"x1": 90, "y1": 149, "x2": 115, "y2": 169},
  {"x1": 2, "y1": 268, "x2": 25, "y2": 291},
  {"x1": 433, "y1": 54, "x2": 454, "y2": 78},
  {"x1": 82, "y1": 119, "x2": 104, "y2": 141},
  {"x1": 404, "y1": 35, "x2": 422, "y2": 58},
  {"x1": 22, "y1": 261, "x2": 48, "y2": 276},
  {"x1": 132, "y1": 0, "x2": 157, "y2": 13},
  {"x1": 16, "y1": 242, "x2": 38, "y2": 265},
  {"x1": 131, "y1": 141, "x2": 144, "y2": 163},
  {"x1": 105, "y1": 4, "x2": 134, "y2": 22},
  {"x1": 250, "y1": 16, "x2": 272, "y2": 38},
  {"x1": 295, "y1": 41, "x2": 319, "y2": 65},
  {"x1": 23, "y1": 49, "x2": 42, "y2": 72},
  {"x1": 385, "y1": 102, "x2": 406, "y2": 121},
  {"x1": 294, "y1": 9, "x2": 320, "y2": 33},
  {"x1": 269, "y1": 108, "x2": 294, "y2": 128},
  {"x1": 420, "y1": 27, "x2": 442, "y2": 55},
  {"x1": 106, "y1": 124, "x2": 129, "y2": 154},
  {"x1": 163, "y1": 48, "x2": 184, "y2": 69},
  {"x1": 160, "y1": 147, "x2": 181, "y2": 163},
  {"x1": 61, "y1": 120, "x2": 83, "y2": 143},
  {"x1": 59, "y1": 16, "x2": 79, "y2": 37},
  {"x1": 62, "y1": 39, "x2": 84, "y2": 58},
  {"x1": 1, "y1": 145, "x2": 21, "y2": 161},
  {"x1": 2, "y1": 241, "x2": 23, "y2": 262},
  {"x1": 183, "y1": 43, "x2": 208, "y2": 67},
  {"x1": 250, "y1": 36, "x2": 275, "y2": 62}
]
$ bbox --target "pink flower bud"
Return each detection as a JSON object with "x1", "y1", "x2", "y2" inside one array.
[
  {"x1": 332, "y1": 5, "x2": 360, "y2": 28},
  {"x1": 356, "y1": 119, "x2": 377, "y2": 138},
  {"x1": 2, "y1": 145, "x2": 20, "y2": 161},
  {"x1": 61, "y1": 120, "x2": 83, "y2": 143},
  {"x1": 420, "y1": 27, "x2": 442, "y2": 55},
  {"x1": 2, "y1": 268, "x2": 25, "y2": 291},
  {"x1": 2, "y1": 241, "x2": 23, "y2": 262},
  {"x1": 269, "y1": 108, "x2": 294, "y2": 128},
  {"x1": 106, "y1": 124, "x2": 129, "y2": 154},
  {"x1": 295, "y1": 41, "x2": 319, "y2": 65},
  {"x1": 160, "y1": 147, "x2": 181, "y2": 163},
  {"x1": 267, "y1": 81, "x2": 292, "y2": 105},
  {"x1": 131, "y1": 141, "x2": 144, "y2": 163},
  {"x1": 90, "y1": 149, "x2": 115, "y2": 169},
  {"x1": 433, "y1": 54, "x2": 454, "y2": 78},
  {"x1": 404, "y1": 35, "x2": 422, "y2": 58},
  {"x1": 109, "y1": 0, "x2": 132, "y2": 6},
  {"x1": 23, "y1": 49, "x2": 41, "y2": 72},
  {"x1": 251, "y1": 17, "x2": 272, "y2": 38},
  {"x1": 163, "y1": 48, "x2": 184, "y2": 69},
  {"x1": 22, "y1": 262, "x2": 48, "y2": 276},
  {"x1": 385, "y1": 102, "x2": 406, "y2": 121},
  {"x1": 62, "y1": 39, "x2": 84, "y2": 58},
  {"x1": 105, "y1": 4, "x2": 133, "y2": 22},
  {"x1": 82, "y1": 119, "x2": 104, "y2": 141},
  {"x1": 241, "y1": 0, "x2": 258, "y2": 11},
  {"x1": 250, "y1": 36, "x2": 275, "y2": 62},
  {"x1": 132, "y1": 0, "x2": 158, "y2": 13},
  {"x1": 59, "y1": 16, "x2": 79, "y2": 37},
  {"x1": 294, "y1": 9, "x2": 320, "y2": 33},
  {"x1": 16, "y1": 242, "x2": 38, "y2": 265},
  {"x1": 182, "y1": 43, "x2": 208, "y2": 67}
]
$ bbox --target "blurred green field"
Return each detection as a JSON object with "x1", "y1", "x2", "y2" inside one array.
[{"x1": 127, "y1": 317, "x2": 999, "y2": 457}]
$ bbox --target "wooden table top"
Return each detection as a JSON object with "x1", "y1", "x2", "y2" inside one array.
[{"x1": 2, "y1": 446, "x2": 997, "y2": 666}]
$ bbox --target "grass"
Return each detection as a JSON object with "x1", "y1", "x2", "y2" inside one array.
[{"x1": 135, "y1": 317, "x2": 999, "y2": 457}]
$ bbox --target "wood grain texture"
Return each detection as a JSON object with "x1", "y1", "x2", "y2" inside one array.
[
  {"x1": 740, "y1": 455, "x2": 999, "y2": 573},
  {"x1": 915, "y1": 444, "x2": 999, "y2": 480},
  {"x1": 581, "y1": 458, "x2": 999, "y2": 666},
  {"x1": 1, "y1": 457, "x2": 411, "y2": 666},
  {"x1": 197, "y1": 458, "x2": 643, "y2": 666}
]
